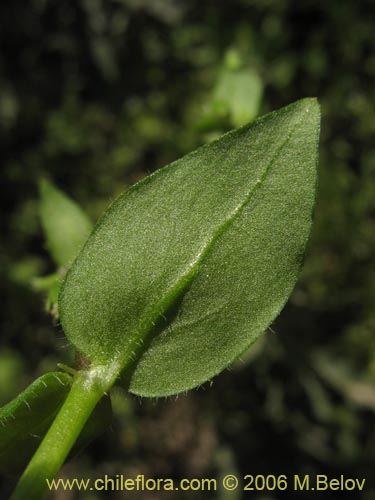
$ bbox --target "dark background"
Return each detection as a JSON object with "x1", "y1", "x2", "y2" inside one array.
[{"x1": 0, "y1": 1, "x2": 373, "y2": 498}]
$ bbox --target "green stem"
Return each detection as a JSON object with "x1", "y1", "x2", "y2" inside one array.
[{"x1": 11, "y1": 365, "x2": 118, "y2": 500}]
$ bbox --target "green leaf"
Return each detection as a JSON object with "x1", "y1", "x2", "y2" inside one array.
[
  {"x1": 39, "y1": 179, "x2": 93, "y2": 268},
  {"x1": 0, "y1": 373, "x2": 71, "y2": 475},
  {"x1": 59, "y1": 98, "x2": 320, "y2": 397},
  {"x1": 0, "y1": 372, "x2": 112, "y2": 475},
  {"x1": 197, "y1": 63, "x2": 263, "y2": 132},
  {"x1": 212, "y1": 66, "x2": 263, "y2": 126}
]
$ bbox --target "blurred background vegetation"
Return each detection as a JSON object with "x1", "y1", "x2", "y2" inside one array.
[{"x1": 0, "y1": 0, "x2": 373, "y2": 498}]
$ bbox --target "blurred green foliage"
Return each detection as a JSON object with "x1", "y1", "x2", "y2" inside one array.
[{"x1": 0, "y1": 0, "x2": 373, "y2": 498}]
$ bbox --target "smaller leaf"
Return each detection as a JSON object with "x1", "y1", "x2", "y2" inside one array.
[
  {"x1": 39, "y1": 180, "x2": 93, "y2": 268},
  {"x1": 0, "y1": 372, "x2": 112, "y2": 475},
  {"x1": 213, "y1": 66, "x2": 263, "y2": 127},
  {"x1": 197, "y1": 58, "x2": 263, "y2": 133},
  {"x1": 0, "y1": 372, "x2": 71, "y2": 475}
]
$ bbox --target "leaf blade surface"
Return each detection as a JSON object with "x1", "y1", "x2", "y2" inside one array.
[{"x1": 59, "y1": 98, "x2": 320, "y2": 396}]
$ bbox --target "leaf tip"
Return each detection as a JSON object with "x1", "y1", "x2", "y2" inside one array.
[{"x1": 297, "y1": 97, "x2": 320, "y2": 117}]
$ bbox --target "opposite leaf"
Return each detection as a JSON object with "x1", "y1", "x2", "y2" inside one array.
[
  {"x1": 39, "y1": 179, "x2": 93, "y2": 268},
  {"x1": 0, "y1": 373, "x2": 71, "y2": 475},
  {"x1": 60, "y1": 98, "x2": 320, "y2": 397},
  {"x1": 0, "y1": 372, "x2": 112, "y2": 475}
]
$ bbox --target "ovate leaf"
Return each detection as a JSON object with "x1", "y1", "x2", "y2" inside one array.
[
  {"x1": 0, "y1": 372, "x2": 112, "y2": 475},
  {"x1": 60, "y1": 99, "x2": 320, "y2": 397},
  {"x1": 39, "y1": 179, "x2": 93, "y2": 268}
]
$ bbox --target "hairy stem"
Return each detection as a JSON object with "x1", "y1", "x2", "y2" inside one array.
[{"x1": 11, "y1": 365, "x2": 118, "y2": 500}]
